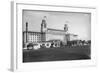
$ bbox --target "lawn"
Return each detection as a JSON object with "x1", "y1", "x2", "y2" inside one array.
[{"x1": 23, "y1": 45, "x2": 91, "y2": 63}]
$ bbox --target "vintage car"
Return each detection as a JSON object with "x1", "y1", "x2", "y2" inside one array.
[
  {"x1": 27, "y1": 43, "x2": 34, "y2": 50},
  {"x1": 33, "y1": 44, "x2": 40, "y2": 50}
]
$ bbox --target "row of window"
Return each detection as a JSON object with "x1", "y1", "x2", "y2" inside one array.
[
  {"x1": 28, "y1": 36, "x2": 41, "y2": 38},
  {"x1": 28, "y1": 40, "x2": 41, "y2": 42},
  {"x1": 23, "y1": 32, "x2": 46, "y2": 43},
  {"x1": 28, "y1": 37, "x2": 41, "y2": 39},
  {"x1": 28, "y1": 33, "x2": 41, "y2": 36},
  {"x1": 29, "y1": 36, "x2": 41, "y2": 39},
  {"x1": 28, "y1": 35, "x2": 41, "y2": 42},
  {"x1": 29, "y1": 38, "x2": 41, "y2": 40}
]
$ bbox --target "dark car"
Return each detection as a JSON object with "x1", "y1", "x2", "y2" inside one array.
[{"x1": 27, "y1": 43, "x2": 33, "y2": 50}]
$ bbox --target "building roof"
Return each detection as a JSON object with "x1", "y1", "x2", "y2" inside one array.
[
  {"x1": 23, "y1": 31, "x2": 41, "y2": 34},
  {"x1": 66, "y1": 33, "x2": 78, "y2": 36},
  {"x1": 47, "y1": 28, "x2": 66, "y2": 35},
  {"x1": 47, "y1": 28, "x2": 65, "y2": 32}
]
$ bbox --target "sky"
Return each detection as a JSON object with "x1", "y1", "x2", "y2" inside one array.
[{"x1": 22, "y1": 10, "x2": 91, "y2": 40}]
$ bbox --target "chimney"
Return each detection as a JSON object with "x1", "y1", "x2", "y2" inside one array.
[{"x1": 26, "y1": 22, "x2": 28, "y2": 43}]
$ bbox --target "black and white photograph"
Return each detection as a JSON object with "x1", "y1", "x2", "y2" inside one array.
[{"x1": 22, "y1": 10, "x2": 91, "y2": 63}]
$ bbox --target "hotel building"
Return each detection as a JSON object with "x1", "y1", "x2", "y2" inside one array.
[{"x1": 23, "y1": 16, "x2": 78, "y2": 48}]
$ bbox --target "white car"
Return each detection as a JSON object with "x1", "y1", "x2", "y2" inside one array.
[
  {"x1": 46, "y1": 43, "x2": 51, "y2": 48},
  {"x1": 33, "y1": 44, "x2": 40, "y2": 50}
]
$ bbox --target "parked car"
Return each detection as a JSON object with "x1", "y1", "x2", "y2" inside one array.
[
  {"x1": 33, "y1": 44, "x2": 40, "y2": 50},
  {"x1": 27, "y1": 43, "x2": 33, "y2": 50},
  {"x1": 40, "y1": 44, "x2": 46, "y2": 48},
  {"x1": 46, "y1": 43, "x2": 51, "y2": 48}
]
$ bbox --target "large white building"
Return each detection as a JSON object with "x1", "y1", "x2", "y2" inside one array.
[{"x1": 23, "y1": 16, "x2": 78, "y2": 48}]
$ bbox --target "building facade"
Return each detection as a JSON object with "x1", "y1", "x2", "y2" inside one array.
[{"x1": 23, "y1": 16, "x2": 78, "y2": 48}]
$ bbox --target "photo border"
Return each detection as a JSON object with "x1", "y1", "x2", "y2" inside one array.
[{"x1": 11, "y1": 1, "x2": 97, "y2": 72}]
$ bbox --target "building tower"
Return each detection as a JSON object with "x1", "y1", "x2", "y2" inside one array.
[
  {"x1": 64, "y1": 24, "x2": 68, "y2": 34},
  {"x1": 41, "y1": 16, "x2": 47, "y2": 42},
  {"x1": 64, "y1": 22, "x2": 69, "y2": 45},
  {"x1": 41, "y1": 16, "x2": 47, "y2": 33}
]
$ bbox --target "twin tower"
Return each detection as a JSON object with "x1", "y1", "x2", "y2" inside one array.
[{"x1": 41, "y1": 16, "x2": 68, "y2": 33}]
